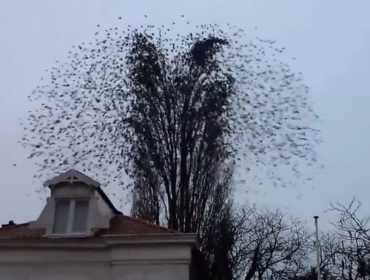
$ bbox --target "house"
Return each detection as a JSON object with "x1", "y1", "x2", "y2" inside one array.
[{"x1": 0, "y1": 169, "x2": 199, "y2": 280}]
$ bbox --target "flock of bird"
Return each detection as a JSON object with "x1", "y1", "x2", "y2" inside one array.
[{"x1": 19, "y1": 15, "x2": 320, "y2": 195}]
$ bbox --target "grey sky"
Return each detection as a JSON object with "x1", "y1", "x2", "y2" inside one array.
[{"x1": 0, "y1": 0, "x2": 369, "y2": 231}]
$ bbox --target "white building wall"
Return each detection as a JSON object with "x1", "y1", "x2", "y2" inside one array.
[{"x1": 0, "y1": 243, "x2": 191, "y2": 280}]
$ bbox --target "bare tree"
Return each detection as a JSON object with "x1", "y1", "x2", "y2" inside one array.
[
  {"x1": 191, "y1": 205, "x2": 310, "y2": 280},
  {"x1": 317, "y1": 230, "x2": 370, "y2": 280},
  {"x1": 319, "y1": 232, "x2": 340, "y2": 274},
  {"x1": 293, "y1": 267, "x2": 333, "y2": 280},
  {"x1": 329, "y1": 198, "x2": 370, "y2": 246},
  {"x1": 291, "y1": 230, "x2": 344, "y2": 280},
  {"x1": 327, "y1": 198, "x2": 370, "y2": 280},
  {"x1": 203, "y1": 204, "x2": 252, "y2": 280},
  {"x1": 236, "y1": 207, "x2": 310, "y2": 280}
]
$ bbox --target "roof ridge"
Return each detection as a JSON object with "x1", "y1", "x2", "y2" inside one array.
[
  {"x1": 122, "y1": 215, "x2": 179, "y2": 234},
  {"x1": 0, "y1": 221, "x2": 31, "y2": 230}
]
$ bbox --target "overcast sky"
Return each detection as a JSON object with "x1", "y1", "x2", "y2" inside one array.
[{"x1": 0, "y1": 0, "x2": 369, "y2": 232}]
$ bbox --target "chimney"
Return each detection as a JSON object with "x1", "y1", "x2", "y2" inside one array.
[{"x1": 1, "y1": 220, "x2": 15, "y2": 228}]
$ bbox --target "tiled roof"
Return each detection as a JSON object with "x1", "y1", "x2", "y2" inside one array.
[
  {"x1": 0, "y1": 214, "x2": 179, "y2": 240},
  {"x1": 0, "y1": 169, "x2": 181, "y2": 241}
]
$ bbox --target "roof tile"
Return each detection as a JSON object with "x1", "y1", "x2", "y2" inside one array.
[{"x1": 0, "y1": 215, "x2": 179, "y2": 240}]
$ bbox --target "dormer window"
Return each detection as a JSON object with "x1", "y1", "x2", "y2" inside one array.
[
  {"x1": 30, "y1": 169, "x2": 120, "y2": 237},
  {"x1": 52, "y1": 199, "x2": 90, "y2": 235}
]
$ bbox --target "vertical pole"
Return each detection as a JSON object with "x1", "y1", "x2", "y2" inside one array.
[{"x1": 314, "y1": 216, "x2": 321, "y2": 280}]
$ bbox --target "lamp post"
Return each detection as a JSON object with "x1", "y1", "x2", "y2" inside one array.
[{"x1": 314, "y1": 216, "x2": 321, "y2": 280}]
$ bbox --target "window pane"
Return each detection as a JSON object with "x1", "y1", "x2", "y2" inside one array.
[
  {"x1": 72, "y1": 200, "x2": 89, "y2": 232},
  {"x1": 52, "y1": 201, "x2": 70, "y2": 234}
]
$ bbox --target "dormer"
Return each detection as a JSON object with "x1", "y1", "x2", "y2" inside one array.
[{"x1": 30, "y1": 169, "x2": 122, "y2": 237}]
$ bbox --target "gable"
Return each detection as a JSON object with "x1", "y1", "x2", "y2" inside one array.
[{"x1": 43, "y1": 169, "x2": 100, "y2": 188}]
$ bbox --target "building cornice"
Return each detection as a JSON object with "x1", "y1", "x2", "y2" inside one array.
[{"x1": 0, "y1": 233, "x2": 198, "y2": 249}]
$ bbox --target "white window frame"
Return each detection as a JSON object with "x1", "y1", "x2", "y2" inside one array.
[{"x1": 49, "y1": 199, "x2": 90, "y2": 237}]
